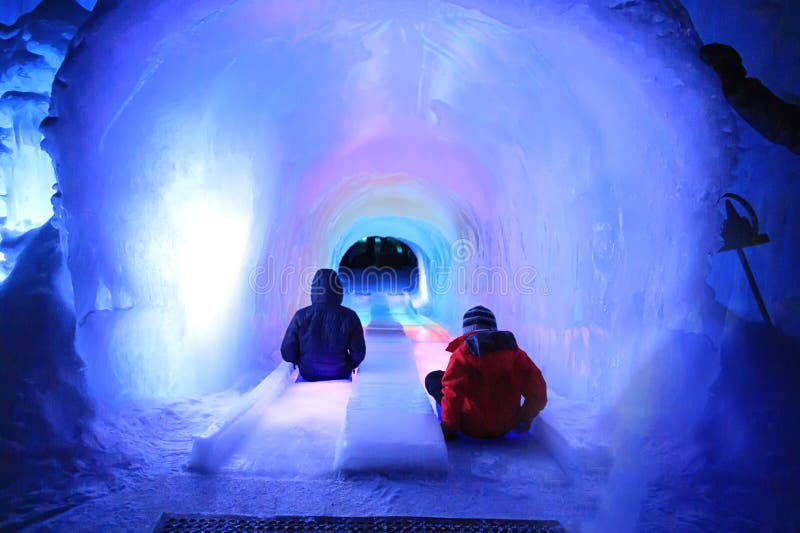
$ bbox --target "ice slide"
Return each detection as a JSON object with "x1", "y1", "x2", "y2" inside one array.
[
  {"x1": 334, "y1": 296, "x2": 448, "y2": 474},
  {"x1": 189, "y1": 295, "x2": 449, "y2": 475}
]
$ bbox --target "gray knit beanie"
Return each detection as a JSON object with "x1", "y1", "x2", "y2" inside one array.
[{"x1": 462, "y1": 305, "x2": 497, "y2": 333}]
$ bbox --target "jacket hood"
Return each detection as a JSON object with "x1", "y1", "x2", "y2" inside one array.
[
  {"x1": 465, "y1": 330, "x2": 518, "y2": 357},
  {"x1": 310, "y1": 268, "x2": 344, "y2": 305},
  {"x1": 446, "y1": 330, "x2": 518, "y2": 357}
]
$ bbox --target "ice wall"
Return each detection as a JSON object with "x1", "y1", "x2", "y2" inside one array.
[
  {"x1": 682, "y1": 0, "x2": 800, "y2": 97},
  {"x1": 0, "y1": 0, "x2": 44, "y2": 26},
  {"x1": 681, "y1": 0, "x2": 800, "y2": 336},
  {"x1": 0, "y1": 0, "x2": 93, "y2": 281},
  {"x1": 0, "y1": 1, "x2": 97, "y2": 25},
  {"x1": 0, "y1": 220, "x2": 96, "y2": 494},
  {"x1": 45, "y1": 0, "x2": 735, "y2": 399}
]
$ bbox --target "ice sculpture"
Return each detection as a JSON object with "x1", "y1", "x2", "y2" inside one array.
[{"x1": 44, "y1": 0, "x2": 737, "y2": 400}]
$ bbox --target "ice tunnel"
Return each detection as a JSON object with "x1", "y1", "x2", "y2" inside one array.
[{"x1": 42, "y1": 0, "x2": 736, "y2": 399}]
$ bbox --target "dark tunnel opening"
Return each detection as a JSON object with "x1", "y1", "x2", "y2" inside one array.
[{"x1": 338, "y1": 236, "x2": 419, "y2": 294}]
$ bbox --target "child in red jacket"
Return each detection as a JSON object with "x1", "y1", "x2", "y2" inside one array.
[{"x1": 424, "y1": 305, "x2": 547, "y2": 440}]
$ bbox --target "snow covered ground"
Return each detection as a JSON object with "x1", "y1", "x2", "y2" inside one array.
[
  {"x1": 20, "y1": 297, "x2": 614, "y2": 532},
  {"x1": 26, "y1": 407, "x2": 606, "y2": 532},
  {"x1": 12, "y1": 294, "x2": 797, "y2": 532}
]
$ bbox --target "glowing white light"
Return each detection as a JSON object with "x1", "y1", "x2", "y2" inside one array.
[
  {"x1": 176, "y1": 204, "x2": 250, "y2": 337},
  {"x1": 0, "y1": 250, "x2": 7, "y2": 284}
]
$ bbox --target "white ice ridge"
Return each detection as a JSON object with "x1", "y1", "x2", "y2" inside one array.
[
  {"x1": 188, "y1": 360, "x2": 296, "y2": 472},
  {"x1": 334, "y1": 299, "x2": 449, "y2": 474}
]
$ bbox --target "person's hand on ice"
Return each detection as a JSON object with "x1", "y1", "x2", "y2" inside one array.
[
  {"x1": 441, "y1": 423, "x2": 458, "y2": 442},
  {"x1": 513, "y1": 418, "x2": 532, "y2": 434}
]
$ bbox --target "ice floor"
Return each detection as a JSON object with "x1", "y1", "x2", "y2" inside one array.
[{"x1": 23, "y1": 295, "x2": 614, "y2": 532}]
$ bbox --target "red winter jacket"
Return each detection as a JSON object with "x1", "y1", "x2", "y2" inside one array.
[{"x1": 441, "y1": 330, "x2": 547, "y2": 438}]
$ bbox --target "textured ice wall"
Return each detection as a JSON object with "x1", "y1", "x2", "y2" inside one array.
[
  {"x1": 682, "y1": 0, "x2": 800, "y2": 335},
  {"x1": 0, "y1": 0, "x2": 93, "y2": 281},
  {"x1": 45, "y1": 0, "x2": 734, "y2": 399},
  {"x1": 682, "y1": 0, "x2": 800, "y2": 96},
  {"x1": 0, "y1": 1, "x2": 95, "y2": 26},
  {"x1": 0, "y1": 1, "x2": 39, "y2": 25},
  {"x1": 0, "y1": 220, "x2": 96, "y2": 495}
]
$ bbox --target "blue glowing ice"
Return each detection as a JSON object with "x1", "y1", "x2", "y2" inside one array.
[
  {"x1": 0, "y1": 0, "x2": 92, "y2": 280},
  {"x1": 43, "y1": 0, "x2": 739, "y2": 400},
  {"x1": 1, "y1": 0, "x2": 798, "y2": 530}
]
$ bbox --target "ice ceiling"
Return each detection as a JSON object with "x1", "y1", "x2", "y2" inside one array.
[{"x1": 43, "y1": 0, "x2": 735, "y2": 398}]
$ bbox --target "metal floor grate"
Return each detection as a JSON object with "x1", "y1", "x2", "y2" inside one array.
[{"x1": 153, "y1": 514, "x2": 566, "y2": 532}]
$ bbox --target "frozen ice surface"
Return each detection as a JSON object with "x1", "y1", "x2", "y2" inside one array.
[
  {"x1": 189, "y1": 362, "x2": 296, "y2": 473},
  {"x1": 334, "y1": 305, "x2": 448, "y2": 474},
  {"x1": 189, "y1": 360, "x2": 354, "y2": 478},
  {"x1": 226, "y1": 378, "x2": 353, "y2": 478}
]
